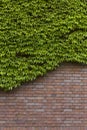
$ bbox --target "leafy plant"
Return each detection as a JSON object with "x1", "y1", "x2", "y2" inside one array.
[{"x1": 0, "y1": 0, "x2": 87, "y2": 90}]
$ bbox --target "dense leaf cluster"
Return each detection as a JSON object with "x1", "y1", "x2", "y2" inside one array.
[{"x1": 0, "y1": 0, "x2": 87, "y2": 90}]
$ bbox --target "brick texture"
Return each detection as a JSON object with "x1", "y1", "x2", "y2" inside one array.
[{"x1": 0, "y1": 62, "x2": 87, "y2": 130}]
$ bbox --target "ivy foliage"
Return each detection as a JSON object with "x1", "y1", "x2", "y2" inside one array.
[{"x1": 0, "y1": 0, "x2": 87, "y2": 90}]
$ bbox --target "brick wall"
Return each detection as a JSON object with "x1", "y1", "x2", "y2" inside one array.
[{"x1": 0, "y1": 62, "x2": 87, "y2": 130}]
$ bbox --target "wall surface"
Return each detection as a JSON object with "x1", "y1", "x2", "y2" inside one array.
[{"x1": 0, "y1": 63, "x2": 87, "y2": 130}]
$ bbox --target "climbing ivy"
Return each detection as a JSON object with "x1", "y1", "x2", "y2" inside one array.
[{"x1": 0, "y1": 0, "x2": 87, "y2": 90}]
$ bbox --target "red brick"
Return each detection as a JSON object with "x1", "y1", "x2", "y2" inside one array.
[{"x1": 0, "y1": 63, "x2": 87, "y2": 129}]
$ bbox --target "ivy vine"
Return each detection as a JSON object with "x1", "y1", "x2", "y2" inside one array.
[{"x1": 0, "y1": 0, "x2": 87, "y2": 90}]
